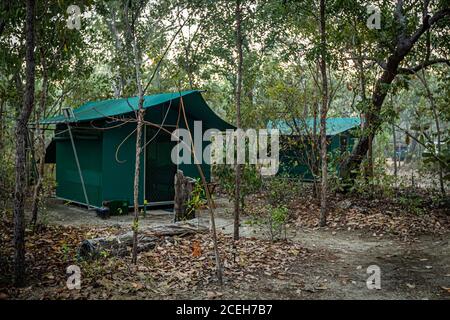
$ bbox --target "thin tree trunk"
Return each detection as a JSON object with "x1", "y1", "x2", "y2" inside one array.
[
  {"x1": 318, "y1": 0, "x2": 329, "y2": 227},
  {"x1": 14, "y1": 0, "x2": 35, "y2": 287},
  {"x1": 234, "y1": 0, "x2": 243, "y2": 241},
  {"x1": 31, "y1": 51, "x2": 49, "y2": 227},
  {"x1": 132, "y1": 107, "x2": 144, "y2": 265},
  {"x1": 312, "y1": 96, "x2": 319, "y2": 198},
  {"x1": 124, "y1": 0, "x2": 187, "y2": 264},
  {"x1": 367, "y1": 135, "x2": 373, "y2": 177},
  {"x1": 30, "y1": 123, "x2": 46, "y2": 227},
  {"x1": 125, "y1": 2, "x2": 145, "y2": 265},
  {"x1": 178, "y1": 98, "x2": 223, "y2": 284},
  {"x1": 107, "y1": 9, "x2": 125, "y2": 98},
  {"x1": 357, "y1": 49, "x2": 373, "y2": 179},
  {"x1": 0, "y1": 99, "x2": 4, "y2": 154},
  {"x1": 393, "y1": 123, "x2": 397, "y2": 179}
]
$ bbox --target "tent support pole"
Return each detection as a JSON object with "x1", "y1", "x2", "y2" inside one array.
[{"x1": 66, "y1": 123, "x2": 91, "y2": 209}]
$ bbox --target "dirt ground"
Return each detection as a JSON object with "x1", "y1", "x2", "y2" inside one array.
[
  {"x1": 286, "y1": 229, "x2": 450, "y2": 299},
  {"x1": 27, "y1": 197, "x2": 450, "y2": 300}
]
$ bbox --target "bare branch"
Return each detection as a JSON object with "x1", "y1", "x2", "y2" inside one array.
[{"x1": 397, "y1": 58, "x2": 450, "y2": 74}]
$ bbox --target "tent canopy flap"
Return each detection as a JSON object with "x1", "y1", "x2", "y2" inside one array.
[{"x1": 40, "y1": 90, "x2": 234, "y2": 131}]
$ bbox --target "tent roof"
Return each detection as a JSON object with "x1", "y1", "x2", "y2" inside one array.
[
  {"x1": 40, "y1": 90, "x2": 234, "y2": 130},
  {"x1": 267, "y1": 117, "x2": 361, "y2": 136}
]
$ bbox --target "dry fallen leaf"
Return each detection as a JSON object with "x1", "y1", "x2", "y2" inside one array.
[
  {"x1": 441, "y1": 287, "x2": 450, "y2": 294},
  {"x1": 207, "y1": 291, "x2": 223, "y2": 299},
  {"x1": 192, "y1": 240, "x2": 202, "y2": 257},
  {"x1": 132, "y1": 282, "x2": 143, "y2": 290}
]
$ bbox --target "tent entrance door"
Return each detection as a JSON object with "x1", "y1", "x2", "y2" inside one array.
[{"x1": 145, "y1": 128, "x2": 177, "y2": 203}]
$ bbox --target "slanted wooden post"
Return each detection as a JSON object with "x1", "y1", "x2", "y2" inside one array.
[{"x1": 174, "y1": 170, "x2": 196, "y2": 222}]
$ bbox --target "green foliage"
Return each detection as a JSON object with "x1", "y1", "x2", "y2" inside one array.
[
  {"x1": 60, "y1": 242, "x2": 76, "y2": 262},
  {"x1": 132, "y1": 219, "x2": 139, "y2": 232},
  {"x1": 249, "y1": 204, "x2": 289, "y2": 242},
  {"x1": 396, "y1": 193, "x2": 424, "y2": 216},
  {"x1": 186, "y1": 178, "x2": 206, "y2": 217},
  {"x1": 242, "y1": 175, "x2": 299, "y2": 241},
  {"x1": 213, "y1": 164, "x2": 262, "y2": 212},
  {"x1": 420, "y1": 133, "x2": 450, "y2": 181},
  {"x1": 327, "y1": 149, "x2": 351, "y2": 193},
  {"x1": 267, "y1": 205, "x2": 289, "y2": 241},
  {"x1": 0, "y1": 152, "x2": 14, "y2": 205},
  {"x1": 264, "y1": 175, "x2": 302, "y2": 206},
  {"x1": 34, "y1": 171, "x2": 56, "y2": 226}
]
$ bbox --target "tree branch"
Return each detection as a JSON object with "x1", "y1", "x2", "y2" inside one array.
[
  {"x1": 407, "y1": 7, "x2": 450, "y2": 47},
  {"x1": 397, "y1": 58, "x2": 450, "y2": 74}
]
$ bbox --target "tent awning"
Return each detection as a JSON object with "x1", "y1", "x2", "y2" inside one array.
[{"x1": 40, "y1": 90, "x2": 234, "y2": 130}]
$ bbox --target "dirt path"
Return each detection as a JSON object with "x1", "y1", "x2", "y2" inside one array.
[
  {"x1": 201, "y1": 223, "x2": 450, "y2": 300},
  {"x1": 286, "y1": 229, "x2": 450, "y2": 299},
  {"x1": 40, "y1": 198, "x2": 450, "y2": 300}
]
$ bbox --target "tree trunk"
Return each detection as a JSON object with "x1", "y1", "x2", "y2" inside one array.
[
  {"x1": 174, "y1": 170, "x2": 196, "y2": 221},
  {"x1": 125, "y1": 1, "x2": 145, "y2": 265},
  {"x1": 30, "y1": 51, "x2": 48, "y2": 227},
  {"x1": 107, "y1": 9, "x2": 125, "y2": 98},
  {"x1": 132, "y1": 107, "x2": 143, "y2": 265},
  {"x1": 30, "y1": 131, "x2": 45, "y2": 227},
  {"x1": 0, "y1": 99, "x2": 4, "y2": 154},
  {"x1": 14, "y1": 0, "x2": 35, "y2": 287},
  {"x1": 367, "y1": 135, "x2": 373, "y2": 177},
  {"x1": 312, "y1": 95, "x2": 319, "y2": 198},
  {"x1": 234, "y1": 0, "x2": 243, "y2": 241},
  {"x1": 178, "y1": 98, "x2": 224, "y2": 285},
  {"x1": 357, "y1": 50, "x2": 373, "y2": 180},
  {"x1": 79, "y1": 222, "x2": 205, "y2": 259},
  {"x1": 393, "y1": 123, "x2": 397, "y2": 179},
  {"x1": 318, "y1": 0, "x2": 328, "y2": 227}
]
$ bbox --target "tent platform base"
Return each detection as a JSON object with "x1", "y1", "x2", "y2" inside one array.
[
  {"x1": 54, "y1": 197, "x2": 174, "y2": 211},
  {"x1": 56, "y1": 197, "x2": 98, "y2": 210}
]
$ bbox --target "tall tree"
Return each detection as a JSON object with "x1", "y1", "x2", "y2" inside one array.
[
  {"x1": 30, "y1": 48, "x2": 48, "y2": 227},
  {"x1": 234, "y1": 0, "x2": 243, "y2": 240},
  {"x1": 318, "y1": 0, "x2": 329, "y2": 227},
  {"x1": 14, "y1": 0, "x2": 35, "y2": 286},
  {"x1": 29, "y1": 0, "x2": 87, "y2": 226},
  {"x1": 339, "y1": 0, "x2": 450, "y2": 183},
  {"x1": 123, "y1": 0, "x2": 146, "y2": 265}
]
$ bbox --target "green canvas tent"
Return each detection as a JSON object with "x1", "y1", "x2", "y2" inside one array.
[
  {"x1": 268, "y1": 117, "x2": 361, "y2": 180},
  {"x1": 42, "y1": 90, "x2": 234, "y2": 208}
]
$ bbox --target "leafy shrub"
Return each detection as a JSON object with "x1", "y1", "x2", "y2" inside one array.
[
  {"x1": 267, "y1": 205, "x2": 289, "y2": 241},
  {"x1": 0, "y1": 152, "x2": 14, "y2": 206},
  {"x1": 244, "y1": 204, "x2": 289, "y2": 242},
  {"x1": 263, "y1": 175, "x2": 302, "y2": 206},
  {"x1": 213, "y1": 163, "x2": 262, "y2": 212},
  {"x1": 186, "y1": 178, "x2": 207, "y2": 217}
]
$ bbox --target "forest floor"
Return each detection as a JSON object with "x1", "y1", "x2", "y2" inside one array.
[{"x1": 0, "y1": 190, "x2": 449, "y2": 300}]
